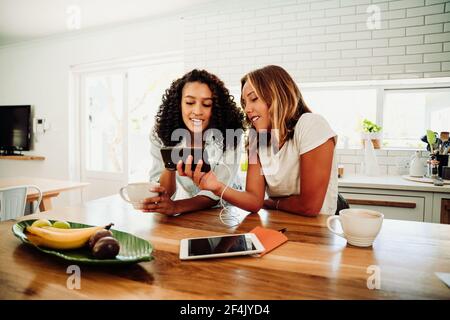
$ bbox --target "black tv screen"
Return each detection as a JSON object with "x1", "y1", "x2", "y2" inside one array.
[{"x1": 0, "y1": 105, "x2": 31, "y2": 153}]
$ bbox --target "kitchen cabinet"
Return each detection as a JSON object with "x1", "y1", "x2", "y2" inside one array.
[
  {"x1": 339, "y1": 187, "x2": 432, "y2": 222},
  {"x1": 338, "y1": 175, "x2": 450, "y2": 223},
  {"x1": 439, "y1": 198, "x2": 450, "y2": 224},
  {"x1": 340, "y1": 191, "x2": 425, "y2": 221},
  {"x1": 431, "y1": 193, "x2": 450, "y2": 224}
]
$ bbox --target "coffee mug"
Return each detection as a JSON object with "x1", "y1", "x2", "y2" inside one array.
[
  {"x1": 119, "y1": 182, "x2": 160, "y2": 205},
  {"x1": 327, "y1": 208, "x2": 384, "y2": 247}
]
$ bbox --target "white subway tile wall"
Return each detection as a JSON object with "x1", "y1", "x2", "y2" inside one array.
[
  {"x1": 336, "y1": 148, "x2": 427, "y2": 176},
  {"x1": 183, "y1": 0, "x2": 449, "y2": 176},
  {"x1": 183, "y1": 0, "x2": 450, "y2": 86}
]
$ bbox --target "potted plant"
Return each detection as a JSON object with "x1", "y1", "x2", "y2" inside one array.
[{"x1": 361, "y1": 119, "x2": 382, "y2": 149}]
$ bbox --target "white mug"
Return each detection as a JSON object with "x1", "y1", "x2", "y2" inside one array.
[
  {"x1": 119, "y1": 182, "x2": 160, "y2": 205},
  {"x1": 327, "y1": 208, "x2": 384, "y2": 247}
]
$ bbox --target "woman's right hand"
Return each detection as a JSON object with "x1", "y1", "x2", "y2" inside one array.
[
  {"x1": 177, "y1": 156, "x2": 224, "y2": 195},
  {"x1": 136, "y1": 185, "x2": 180, "y2": 216}
]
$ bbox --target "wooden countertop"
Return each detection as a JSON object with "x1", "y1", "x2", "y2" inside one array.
[{"x1": 1, "y1": 195, "x2": 449, "y2": 299}]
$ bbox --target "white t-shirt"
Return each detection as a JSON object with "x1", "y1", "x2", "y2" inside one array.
[{"x1": 258, "y1": 113, "x2": 338, "y2": 215}]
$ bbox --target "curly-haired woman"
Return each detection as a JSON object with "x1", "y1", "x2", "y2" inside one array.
[
  {"x1": 138, "y1": 69, "x2": 245, "y2": 215},
  {"x1": 178, "y1": 65, "x2": 338, "y2": 216}
]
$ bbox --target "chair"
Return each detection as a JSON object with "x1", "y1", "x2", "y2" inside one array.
[
  {"x1": 335, "y1": 193, "x2": 349, "y2": 215},
  {"x1": 0, "y1": 185, "x2": 42, "y2": 222}
]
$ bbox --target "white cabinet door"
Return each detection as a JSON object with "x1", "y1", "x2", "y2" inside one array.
[{"x1": 340, "y1": 192, "x2": 425, "y2": 221}]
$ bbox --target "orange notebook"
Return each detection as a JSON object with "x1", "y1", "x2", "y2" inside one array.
[{"x1": 250, "y1": 226, "x2": 288, "y2": 257}]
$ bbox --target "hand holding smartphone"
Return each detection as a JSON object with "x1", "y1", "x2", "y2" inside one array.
[{"x1": 160, "y1": 147, "x2": 211, "y2": 173}]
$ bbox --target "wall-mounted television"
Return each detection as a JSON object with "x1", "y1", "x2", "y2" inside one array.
[{"x1": 0, "y1": 105, "x2": 32, "y2": 155}]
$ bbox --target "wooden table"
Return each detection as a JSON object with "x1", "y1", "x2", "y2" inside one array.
[
  {"x1": 0, "y1": 195, "x2": 449, "y2": 299},
  {"x1": 0, "y1": 177, "x2": 89, "y2": 211}
]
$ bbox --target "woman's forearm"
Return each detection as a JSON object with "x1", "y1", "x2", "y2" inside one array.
[
  {"x1": 159, "y1": 169, "x2": 176, "y2": 197},
  {"x1": 174, "y1": 196, "x2": 218, "y2": 214},
  {"x1": 277, "y1": 194, "x2": 322, "y2": 217},
  {"x1": 212, "y1": 183, "x2": 264, "y2": 213}
]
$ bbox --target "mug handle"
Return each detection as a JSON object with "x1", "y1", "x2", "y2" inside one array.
[
  {"x1": 119, "y1": 187, "x2": 131, "y2": 203},
  {"x1": 327, "y1": 216, "x2": 345, "y2": 238}
]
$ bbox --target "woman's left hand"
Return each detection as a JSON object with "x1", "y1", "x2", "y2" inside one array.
[
  {"x1": 177, "y1": 155, "x2": 222, "y2": 193},
  {"x1": 138, "y1": 185, "x2": 180, "y2": 216}
]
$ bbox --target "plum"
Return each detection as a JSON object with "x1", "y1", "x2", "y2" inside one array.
[
  {"x1": 92, "y1": 237, "x2": 120, "y2": 259},
  {"x1": 88, "y1": 229, "x2": 113, "y2": 250}
]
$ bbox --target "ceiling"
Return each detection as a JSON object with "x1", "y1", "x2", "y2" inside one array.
[{"x1": 0, "y1": 0, "x2": 214, "y2": 46}]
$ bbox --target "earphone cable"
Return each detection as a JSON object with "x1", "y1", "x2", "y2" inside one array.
[{"x1": 217, "y1": 161, "x2": 240, "y2": 227}]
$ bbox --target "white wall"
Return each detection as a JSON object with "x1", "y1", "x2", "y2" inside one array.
[{"x1": 0, "y1": 16, "x2": 183, "y2": 207}]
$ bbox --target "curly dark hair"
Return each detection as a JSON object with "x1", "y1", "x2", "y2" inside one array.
[{"x1": 153, "y1": 69, "x2": 245, "y2": 151}]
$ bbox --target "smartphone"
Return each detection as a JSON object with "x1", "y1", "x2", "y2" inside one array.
[
  {"x1": 160, "y1": 147, "x2": 211, "y2": 173},
  {"x1": 179, "y1": 233, "x2": 265, "y2": 260}
]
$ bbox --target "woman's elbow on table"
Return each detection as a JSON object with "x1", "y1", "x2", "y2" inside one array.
[
  {"x1": 302, "y1": 208, "x2": 321, "y2": 217},
  {"x1": 294, "y1": 207, "x2": 321, "y2": 217},
  {"x1": 247, "y1": 199, "x2": 264, "y2": 213},
  {"x1": 291, "y1": 197, "x2": 322, "y2": 217}
]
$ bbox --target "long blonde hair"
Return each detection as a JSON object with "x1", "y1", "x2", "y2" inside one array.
[{"x1": 241, "y1": 65, "x2": 311, "y2": 147}]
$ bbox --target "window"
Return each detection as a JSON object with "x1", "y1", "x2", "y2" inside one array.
[
  {"x1": 302, "y1": 88, "x2": 377, "y2": 148},
  {"x1": 383, "y1": 88, "x2": 450, "y2": 148},
  {"x1": 84, "y1": 73, "x2": 125, "y2": 173},
  {"x1": 231, "y1": 86, "x2": 378, "y2": 149},
  {"x1": 74, "y1": 53, "x2": 184, "y2": 202},
  {"x1": 81, "y1": 60, "x2": 184, "y2": 180},
  {"x1": 229, "y1": 80, "x2": 450, "y2": 150},
  {"x1": 299, "y1": 80, "x2": 450, "y2": 149},
  {"x1": 127, "y1": 62, "x2": 184, "y2": 182}
]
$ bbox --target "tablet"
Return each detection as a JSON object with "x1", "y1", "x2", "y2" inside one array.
[
  {"x1": 179, "y1": 233, "x2": 265, "y2": 260},
  {"x1": 160, "y1": 147, "x2": 211, "y2": 173}
]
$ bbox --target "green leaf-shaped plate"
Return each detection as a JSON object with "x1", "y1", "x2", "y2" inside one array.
[{"x1": 12, "y1": 220, "x2": 153, "y2": 265}]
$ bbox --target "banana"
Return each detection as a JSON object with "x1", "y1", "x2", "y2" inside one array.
[
  {"x1": 26, "y1": 233, "x2": 92, "y2": 250},
  {"x1": 27, "y1": 225, "x2": 103, "y2": 242},
  {"x1": 41, "y1": 225, "x2": 108, "y2": 233},
  {"x1": 25, "y1": 223, "x2": 113, "y2": 250}
]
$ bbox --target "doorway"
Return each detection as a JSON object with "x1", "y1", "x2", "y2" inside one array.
[{"x1": 72, "y1": 53, "x2": 183, "y2": 201}]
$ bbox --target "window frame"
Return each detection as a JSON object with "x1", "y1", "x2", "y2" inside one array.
[{"x1": 299, "y1": 77, "x2": 450, "y2": 150}]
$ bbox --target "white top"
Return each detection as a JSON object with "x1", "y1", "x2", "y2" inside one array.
[
  {"x1": 148, "y1": 130, "x2": 242, "y2": 201},
  {"x1": 258, "y1": 113, "x2": 338, "y2": 215}
]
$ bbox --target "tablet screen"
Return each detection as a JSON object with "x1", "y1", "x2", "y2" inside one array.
[{"x1": 188, "y1": 235, "x2": 256, "y2": 256}]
